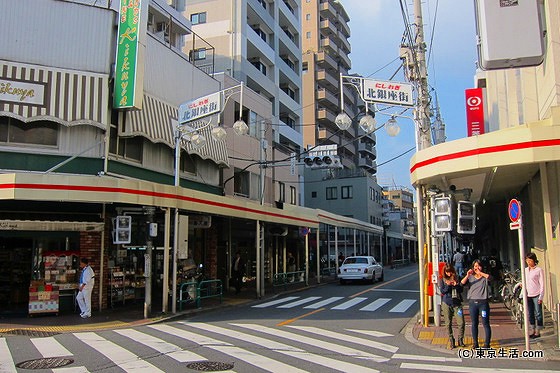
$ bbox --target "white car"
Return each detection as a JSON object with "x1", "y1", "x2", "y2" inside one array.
[{"x1": 338, "y1": 256, "x2": 384, "y2": 284}]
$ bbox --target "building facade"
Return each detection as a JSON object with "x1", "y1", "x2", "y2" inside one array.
[{"x1": 410, "y1": 0, "x2": 560, "y2": 317}]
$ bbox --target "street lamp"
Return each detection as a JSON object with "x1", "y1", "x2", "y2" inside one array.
[{"x1": 172, "y1": 82, "x2": 247, "y2": 313}]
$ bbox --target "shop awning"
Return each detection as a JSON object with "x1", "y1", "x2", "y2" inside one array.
[
  {"x1": 317, "y1": 210, "x2": 383, "y2": 234},
  {"x1": 0, "y1": 220, "x2": 103, "y2": 231},
  {"x1": 0, "y1": 173, "x2": 318, "y2": 228}
]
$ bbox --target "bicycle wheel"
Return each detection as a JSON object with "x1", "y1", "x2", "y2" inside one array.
[{"x1": 501, "y1": 286, "x2": 513, "y2": 310}]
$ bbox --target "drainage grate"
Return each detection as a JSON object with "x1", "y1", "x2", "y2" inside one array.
[
  {"x1": 186, "y1": 361, "x2": 235, "y2": 371},
  {"x1": 2, "y1": 329, "x2": 60, "y2": 337},
  {"x1": 16, "y1": 357, "x2": 74, "y2": 370}
]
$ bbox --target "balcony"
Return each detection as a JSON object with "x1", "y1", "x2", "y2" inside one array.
[
  {"x1": 317, "y1": 88, "x2": 338, "y2": 110},
  {"x1": 359, "y1": 156, "x2": 376, "y2": 172},
  {"x1": 319, "y1": 0, "x2": 337, "y2": 20},
  {"x1": 337, "y1": 52, "x2": 351, "y2": 70},
  {"x1": 316, "y1": 69, "x2": 338, "y2": 89},
  {"x1": 316, "y1": 50, "x2": 338, "y2": 71},
  {"x1": 317, "y1": 107, "x2": 336, "y2": 124},
  {"x1": 320, "y1": 19, "x2": 338, "y2": 38},
  {"x1": 338, "y1": 18, "x2": 350, "y2": 38},
  {"x1": 320, "y1": 37, "x2": 338, "y2": 55},
  {"x1": 358, "y1": 141, "x2": 377, "y2": 159}
]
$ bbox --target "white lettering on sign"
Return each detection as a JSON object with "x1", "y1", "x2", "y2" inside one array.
[
  {"x1": 362, "y1": 79, "x2": 414, "y2": 107},
  {"x1": 179, "y1": 92, "x2": 221, "y2": 124},
  {"x1": 0, "y1": 79, "x2": 45, "y2": 105}
]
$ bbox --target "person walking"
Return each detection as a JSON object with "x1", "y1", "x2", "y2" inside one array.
[
  {"x1": 76, "y1": 257, "x2": 95, "y2": 318},
  {"x1": 440, "y1": 263, "x2": 465, "y2": 349},
  {"x1": 453, "y1": 249, "x2": 465, "y2": 277},
  {"x1": 231, "y1": 251, "x2": 245, "y2": 294},
  {"x1": 461, "y1": 259, "x2": 492, "y2": 348},
  {"x1": 525, "y1": 252, "x2": 545, "y2": 338}
]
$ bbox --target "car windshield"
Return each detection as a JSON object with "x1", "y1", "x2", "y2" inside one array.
[{"x1": 344, "y1": 257, "x2": 368, "y2": 264}]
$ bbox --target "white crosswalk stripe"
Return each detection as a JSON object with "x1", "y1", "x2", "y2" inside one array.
[
  {"x1": 0, "y1": 338, "x2": 17, "y2": 373},
  {"x1": 115, "y1": 328, "x2": 207, "y2": 362},
  {"x1": 74, "y1": 332, "x2": 164, "y2": 372},
  {"x1": 229, "y1": 323, "x2": 389, "y2": 363},
  {"x1": 31, "y1": 336, "x2": 73, "y2": 357},
  {"x1": 251, "y1": 295, "x2": 418, "y2": 313}
]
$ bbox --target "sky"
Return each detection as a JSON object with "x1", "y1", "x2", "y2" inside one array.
[{"x1": 340, "y1": 0, "x2": 478, "y2": 189}]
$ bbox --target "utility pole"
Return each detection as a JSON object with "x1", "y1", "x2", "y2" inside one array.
[{"x1": 407, "y1": 0, "x2": 433, "y2": 326}]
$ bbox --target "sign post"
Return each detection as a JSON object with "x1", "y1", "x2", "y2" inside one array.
[{"x1": 508, "y1": 199, "x2": 530, "y2": 351}]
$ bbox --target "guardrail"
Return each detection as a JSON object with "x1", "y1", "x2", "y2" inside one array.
[
  {"x1": 178, "y1": 279, "x2": 222, "y2": 310},
  {"x1": 272, "y1": 271, "x2": 306, "y2": 291},
  {"x1": 391, "y1": 259, "x2": 410, "y2": 269}
]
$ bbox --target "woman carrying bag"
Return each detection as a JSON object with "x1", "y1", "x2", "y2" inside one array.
[{"x1": 440, "y1": 263, "x2": 465, "y2": 349}]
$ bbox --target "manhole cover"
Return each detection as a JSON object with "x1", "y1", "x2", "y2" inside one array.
[
  {"x1": 186, "y1": 361, "x2": 234, "y2": 371},
  {"x1": 16, "y1": 357, "x2": 74, "y2": 369},
  {"x1": 2, "y1": 329, "x2": 59, "y2": 337}
]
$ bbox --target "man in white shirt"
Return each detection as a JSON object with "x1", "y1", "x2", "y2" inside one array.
[{"x1": 76, "y1": 257, "x2": 95, "y2": 318}]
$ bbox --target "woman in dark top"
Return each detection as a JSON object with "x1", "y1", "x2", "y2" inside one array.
[
  {"x1": 461, "y1": 259, "x2": 492, "y2": 348},
  {"x1": 440, "y1": 263, "x2": 465, "y2": 349}
]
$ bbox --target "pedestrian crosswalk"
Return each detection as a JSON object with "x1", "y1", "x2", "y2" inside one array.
[
  {"x1": 253, "y1": 295, "x2": 418, "y2": 313},
  {"x1": 1, "y1": 321, "x2": 559, "y2": 373}
]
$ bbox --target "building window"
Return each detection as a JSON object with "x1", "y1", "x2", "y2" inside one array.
[
  {"x1": 250, "y1": 60, "x2": 267, "y2": 75},
  {"x1": 234, "y1": 169, "x2": 250, "y2": 198},
  {"x1": 306, "y1": 13, "x2": 311, "y2": 21},
  {"x1": 190, "y1": 48, "x2": 206, "y2": 61},
  {"x1": 257, "y1": 0, "x2": 267, "y2": 9},
  {"x1": 252, "y1": 27, "x2": 267, "y2": 42},
  {"x1": 302, "y1": 62, "x2": 308, "y2": 73},
  {"x1": 311, "y1": 191, "x2": 317, "y2": 198},
  {"x1": 326, "y1": 186, "x2": 337, "y2": 200},
  {"x1": 306, "y1": 31, "x2": 311, "y2": 39},
  {"x1": 190, "y1": 12, "x2": 207, "y2": 25},
  {"x1": 117, "y1": 136, "x2": 143, "y2": 162},
  {"x1": 290, "y1": 186, "x2": 296, "y2": 204},
  {"x1": 341, "y1": 186, "x2": 353, "y2": 199},
  {"x1": 0, "y1": 117, "x2": 58, "y2": 146},
  {"x1": 278, "y1": 182, "x2": 285, "y2": 203}
]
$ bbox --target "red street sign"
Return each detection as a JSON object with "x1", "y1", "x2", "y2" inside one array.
[
  {"x1": 466, "y1": 88, "x2": 485, "y2": 137},
  {"x1": 510, "y1": 222, "x2": 521, "y2": 230},
  {"x1": 508, "y1": 199, "x2": 521, "y2": 222}
]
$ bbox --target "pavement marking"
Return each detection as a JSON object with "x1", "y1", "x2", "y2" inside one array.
[
  {"x1": 232, "y1": 323, "x2": 389, "y2": 363},
  {"x1": 418, "y1": 330, "x2": 435, "y2": 340},
  {"x1": 389, "y1": 299, "x2": 417, "y2": 313},
  {"x1": 148, "y1": 324, "x2": 232, "y2": 346},
  {"x1": 351, "y1": 271, "x2": 418, "y2": 297},
  {"x1": 359, "y1": 298, "x2": 390, "y2": 311},
  {"x1": 331, "y1": 297, "x2": 368, "y2": 310},
  {"x1": 115, "y1": 328, "x2": 207, "y2": 362},
  {"x1": 277, "y1": 297, "x2": 321, "y2": 308},
  {"x1": 287, "y1": 326, "x2": 398, "y2": 353},
  {"x1": 303, "y1": 296, "x2": 343, "y2": 309},
  {"x1": 0, "y1": 338, "x2": 17, "y2": 373},
  {"x1": 277, "y1": 308, "x2": 325, "y2": 326},
  {"x1": 252, "y1": 296, "x2": 300, "y2": 308},
  {"x1": 278, "y1": 350, "x2": 379, "y2": 373},
  {"x1": 370, "y1": 289, "x2": 420, "y2": 293},
  {"x1": 52, "y1": 367, "x2": 90, "y2": 372},
  {"x1": 400, "y1": 363, "x2": 560, "y2": 372},
  {"x1": 346, "y1": 329, "x2": 393, "y2": 338},
  {"x1": 392, "y1": 353, "x2": 461, "y2": 362},
  {"x1": 31, "y1": 336, "x2": 73, "y2": 357},
  {"x1": 74, "y1": 332, "x2": 164, "y2": 373},
  {"x1": 210, "y1": 345, "x2": 308, "y2": 373}
]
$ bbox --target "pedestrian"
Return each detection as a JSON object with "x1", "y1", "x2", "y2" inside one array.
[
  {"x1": 76, "y1": 257, "x2": 95, "y2": 318},
  {"x1": 453, "y1": 249, "x2": 465, "y2": 277},
  {"x1": 231, "y1": 251, "x2": 245, "y2": 294},
  {"x1": 488, "y1": 252, "x2": 503, "y2": 301},
  {"x1": 287, "y1": 252, "x2": 296, "y2": 282},
  {"x1": 460, "y1": 259, "x2": 492, "y2": 348},
  {"x1": 440, "y1": 263, "x2": 465, "y2": 349},
  {"x1": 525, "y1": 252, "x2": 545, "y2": 338}
]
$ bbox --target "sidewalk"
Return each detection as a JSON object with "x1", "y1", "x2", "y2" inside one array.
[
  {"x1": 1, "y1": 282, "x2": 558, "y2": 362},
  {"x1": 406, "y1": 300, "x2": 560, "y2": 361}
]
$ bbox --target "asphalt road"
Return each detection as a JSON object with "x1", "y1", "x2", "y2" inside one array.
[{"x1": 2, "y1": 266, "x2": 559, "y2": 372}]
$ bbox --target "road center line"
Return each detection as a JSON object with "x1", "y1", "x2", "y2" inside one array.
[
  {"x1": 351, "y1": 270, "x2": 418, "y2": 297},
  {"x1": 276, "y1": 308, "x2": 325, "y2": 326}
]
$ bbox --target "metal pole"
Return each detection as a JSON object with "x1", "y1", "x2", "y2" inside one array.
[
  {"x1": 172, "y1": 130, "x2": 181, "y2": 314},
  {"x1": 162, "y1": 207, "x2": 170, "y2": 313},
  {"x1": 517, "y1": 215, "x2": 530, "y2": 351}
]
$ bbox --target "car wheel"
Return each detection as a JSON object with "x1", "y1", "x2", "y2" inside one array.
[{"x1": 379, "y1": 270, "x2": 384, "y2": 282}]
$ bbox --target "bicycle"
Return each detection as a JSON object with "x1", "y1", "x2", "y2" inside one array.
[{"x1": 500, "y1": 269, "x2": 521, "y2": 310}]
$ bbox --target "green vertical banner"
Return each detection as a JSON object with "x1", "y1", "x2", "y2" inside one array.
[{"x1": 114, "y1": 0, "x2": 145, "y2": 109}]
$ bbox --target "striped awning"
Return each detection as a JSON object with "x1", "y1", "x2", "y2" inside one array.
[
  {"x1": 123, "y1": 93, "x2": 229, "y2": 166},
  {"x1": 0, "y1": 61, "x2": 108, "y2": 129}
]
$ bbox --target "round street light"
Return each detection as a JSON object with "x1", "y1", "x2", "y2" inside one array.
[
  {"x1": 211, "y1": 126, "x2": 227, "y2": 142},
  {"x1": 358, "y1": 114, "x2": 377, "y2": 133},
  {"x1": 385, "y1": 116, "x2": 401, "y2": 137},
  {"x1": 335, "y1": 112, "x2": 352, "y2": 130},
  {"x1": 189, "y1": 133, "x2": 207, "y2": 148},
  {"x1": 233, "y1": 119, "x2": 249, "y2": 136}
]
